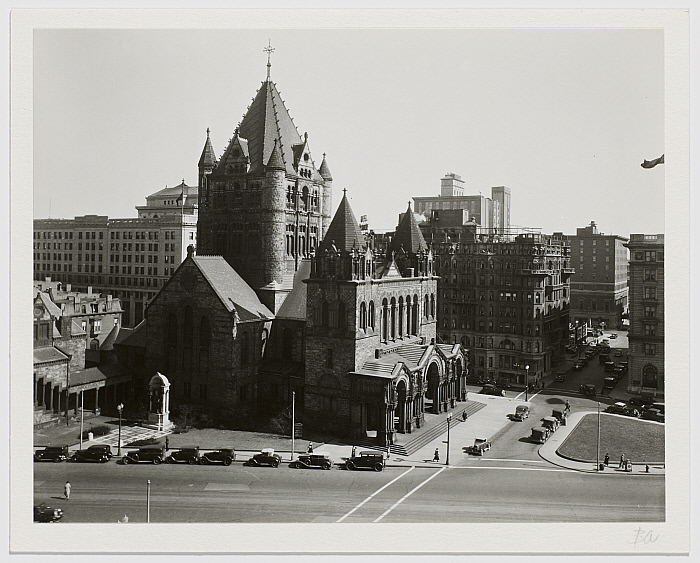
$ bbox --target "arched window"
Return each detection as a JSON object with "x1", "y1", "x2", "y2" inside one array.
[
  {"x1": 337, "y1": 301, "x2": 346, "y2": 330},
  {"x1": 424, "y1": 295, "x2": 429, "y2": 318},
  {"x1": 642, "y1": 365, "x2": 658, "y2": 388},
  {"x1": 322, "y1": 301, "x2": 329, "y2": 327},
  {"x1": 360, "y1": 302, "x2": 367, "y2": 331},
  {"x1": 166, "y1": 313, "x2": 178, "y2": 373},
  {"x1": 382, "y1": 298, "x2": 389, "y2": 342},
  {"x1": 412, "y1": 294, "x2": 419, "y2": 335},
  {"x1": 240, "y1": 332, "x2": 249, "y2": 367},
  {"x1": 260, "y1": 328, "x2": 268, "y2": 360},
  {"x1": 405, "y1": 296, "x2": 411, "y2": 336},
  {"x1": 368, "y1": 301, "x2": 375, "y2": 330},
  {"x1": 390, "y1": 297, "x2": 397, "y2": 340},
  {"x1": 398, "y1": 297, "x2": 404, "y2": 337},
  {"x1": 199, "y1": 316, "x2": 211, "y2": 375},
  {"x1": 430, "y1": 294, "x2": 435, "y2": 318},
  {"x1": 183, "y1": 306, "x2": 194, "y2": 373}
]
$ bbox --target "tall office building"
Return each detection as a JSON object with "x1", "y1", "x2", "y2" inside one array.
[
  {"x1": 33, "y1": 181, "x2": 198, "y2": 326},
  {"x1": 561, "y1": 221, "x2": 629, "y2": 330},
  {"x1": 625, "y1": 233, "x2": 664, "y2": 398}
]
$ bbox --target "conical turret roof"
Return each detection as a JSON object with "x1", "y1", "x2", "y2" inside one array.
[
  {"x1": 392, "y1": 202, "x2": 428, "y2": 254},
  {"x1": 318, "y1": 153, "x2": 333, "y2": 181},
  {"x1": 266, "y1": 139, "x2": 285, "y2": 170},
  {"x1": 237, "y1": 80, "x2": 302, "y2": 176},
  {"x1": 198, "y1": 127, "x2": 218, "y2": 168},
  {"x1": 318, "y1": 190, "x2": 365, "y2": 253}
]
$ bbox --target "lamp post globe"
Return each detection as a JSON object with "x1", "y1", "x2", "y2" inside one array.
[
  {"x1": 525, "y1": 365, "x2": 530, "y2": 402},
  {"x1": 446, "y1": 412, "x2": 453, "y2": 466}
]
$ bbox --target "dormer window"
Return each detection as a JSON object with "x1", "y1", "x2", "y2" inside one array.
[{"x1": 303, "y1": 153, "x2": 309, "y2": 162}]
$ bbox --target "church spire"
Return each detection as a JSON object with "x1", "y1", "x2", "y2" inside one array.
[{"x1": 264, "y1": 39, "x2": 275, "y2": 81}]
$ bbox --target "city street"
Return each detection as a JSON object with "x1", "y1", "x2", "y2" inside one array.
[{"x1": 34, "y1": 442, "x2": 664, "y2": 524}]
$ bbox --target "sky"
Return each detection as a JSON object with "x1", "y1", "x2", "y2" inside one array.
[{"x1": 33, "y1": 28, "x2": 665, "y2": 237}]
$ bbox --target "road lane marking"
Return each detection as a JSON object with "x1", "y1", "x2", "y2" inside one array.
[
  {"x1": 336, "y1": 467, "x2": 415, "y2": 522},
  {"x1": 479, "y1": 458, "x2": 546, "y2": 463},
  {"x1": 514, "y1": 389, "x2": 543, "y2": 401},
  {"x1": 373, "y1": 467, "x2": 446, "y2": 522},
  {"x1": 446, "y1": 466, "x2": 573, "y2": 472}
]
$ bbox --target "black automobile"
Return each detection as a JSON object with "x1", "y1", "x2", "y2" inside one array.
[
  {"x1": 200, "y1": 448, "x2": 236, "y2": 466},
  {"x1": 87, "y1": 444, "x2": 113, "y2": 459},
  {"x1": 291, "y1": 453, "x2": 333, "y2": 470},
  {"x1": 246, "y1": 448, "x2": 281, "y2": 467},
  {"x1": 166, "y1": 446, "x2": 201, "y2": 465},
  {"x1": 579, "y1": 384, "x2": 596, "y2": 397},
  {"x1": 641, "y1": 408, "x2": 664, "y2": 423},
  {"x1": 573, "y1": 362, "x2": 584, "y2": 371},
  {"x1": 122, "y1": 445, "x2": 166, "y2": 465},
  {"x1": 345, "y1": 451, "x2": 385, "y2": 472},
  {"x1": 71, "y1": 448, "x2": 110, "y2": 463},
  {"x1": 605, "y1": 402, "x2": 640, "y2": 418},
  {"x1": 34, "y1": 446, "x2": 69, "y2": 463},
  {"x1": 34, "y1": 502, "x2": 63, "y2": 523},
  {"x1": 628, "y1": 395, "x2": 656, "y2": 408},
  {"x1": 479, "y1": 384, "x2": 505, "y2": 397}
]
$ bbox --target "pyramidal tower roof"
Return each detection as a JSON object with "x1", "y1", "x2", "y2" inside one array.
[
  {"x1": 237, "y1": 79, "x2": 302, "y2": 176},
  {"x1": 392, "y1": 201, "x2": 428, "y2": 254},
  {"x1": 198, "y1": 127, "x2": 218, "y2": 168},
  {"x1": 318, "y1": 190, "x2": 365, "y2": 253},
  {"x1": 318, "y1": 153, "x2": 333, "y2": 181}
]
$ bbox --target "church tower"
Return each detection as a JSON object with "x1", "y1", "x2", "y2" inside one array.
[{"x1": 196, "y1": 49, "x2": 333, "y2": 314}]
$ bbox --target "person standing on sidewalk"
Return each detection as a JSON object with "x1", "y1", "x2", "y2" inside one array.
[
  {"x1": 165, "y1": 436, "x2": 169, "y2": 451},
  {"x1": 604, "y1": 453, "x2": 610, "y2": 467},
  {"x1": 64, "y1": 481, "x2": 71, "y2": 500},
  {"x1": 619, "y1": 453, "x2": 625, "y2": 469},
  {"x1": 433, "y1": 448, "x2": 440, "y2": 462}
]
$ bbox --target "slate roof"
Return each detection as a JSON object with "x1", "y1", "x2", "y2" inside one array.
[
  {"x1": 353, "y1": 340, "x2": 430, "y2": 378},
  {"x1": 69, "y1": 364, "x2": 127, "y2": 387},
  {"x1": 392, "y1": 202, "x2": 428, "y2": 254},
  {"x1": 236, "y1": 80, "x2": 302, "y2": 176},
  {"x1": 150, "y1": 181, "x2": 196, "y2": 199},
  {"x1": 71, "y1": 320, "x2": 86, "y2": 335},
  {"x1": 114, "y1": 321, "x2": 146, "y2": 348},
  {"x1": 275, "y1": 260, "x2": 311, "y2": 320},
  {"x1": 99, "y1": 324, "x2": 120, "y2": 351},
  {"x1": 318, "y1": 191, "x2": 365, "y2": 253},
  {"x1": 198, "y1": 128, "x2": 218, "y2": 167},
  {"x1": 33, "y1": 346, "x2": 70, "y2": 365},
  {"x1": 266, "y1": 139, "x2": 285, "y2": 170},
  {"x1": 37, "y1": 292, "x2": 62, "y2": 319},
  {"x1": 193, "y1": 256, "x2": 273, "y2": 321},
  {"x1": 318, "y1": 154, "x2": 333, "y2": 181}
]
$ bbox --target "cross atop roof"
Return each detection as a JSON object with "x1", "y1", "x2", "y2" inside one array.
[{"x1": 264, "y1": 39, "x2": 275, "y2": 81}]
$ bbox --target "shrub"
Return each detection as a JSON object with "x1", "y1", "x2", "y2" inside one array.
[
  {"x1": 80, "y1": 424, "x2": 111, "y2": 440},
  {"x1": 127, "y1": 437, "x2": 161, "y2": 447}
]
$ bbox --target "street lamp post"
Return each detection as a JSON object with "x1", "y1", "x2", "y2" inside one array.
[
  {"x1": 117, "y1": 403, "x2": 124, "y2": 456},
  {"x1": 446, "y1": 412, "x2": 452, "y2": 466},
  {"x1": 525, "y1": 365, "x2": 530, "y2": 402},
  {"x1": 146, "y1": 479, "x2": 151, "y2": 523}
]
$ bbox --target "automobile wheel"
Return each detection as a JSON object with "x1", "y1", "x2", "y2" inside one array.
[
  {"x1": 346, "y1": 460, "x2": 355, "y2": 471},
  {"x1": 323, "y1": 463, "x2": 331, "y2": 470},
  {"x1": 54, "y1": 457, "x2": 63, "y2": 463},
  {"x1": 166, "y1": 456, "x2": 175, "y2": 464},
  {"x1": 122, "y1": 457, "x2": 130, "y2": 464},
  {"x1": 290, "y1": 462, "x2": 297, "y2": 469},
  {"x1": 201, "y1": 457, "x2": 209, "y2": 465},
  {"x1": 101, "y1": 457, "x2": 109, "y2": 463},
  {"x1": 33, "y1": 455, "x2": 40, "y2": 462},
  {"x1": 223, "y1": 457, "x2": 232, "y2": 466},
  {"x1": 373, "y1": 462, "x2": 383, "y2": 472},
  {"x1": 188, "y1": 457, "x2": 197, "y2": 465},
  {"x1": 153, "y1": 456, "x2": 162, "y2": 465},
  {"x1": 272, "y1": 459, "x2": 279, "y2": 468}
]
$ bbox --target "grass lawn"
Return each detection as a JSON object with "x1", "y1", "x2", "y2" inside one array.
[
  {"x1": 557, "y1": 413, "x2": 665, "y2": 464},
  {"x1": 152, "y1": 428, "x2": 299, "y2": 452}
]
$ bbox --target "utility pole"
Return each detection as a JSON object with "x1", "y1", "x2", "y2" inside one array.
[{"x1": 147, "y1": 479, "x2": 151, "y2": 523}]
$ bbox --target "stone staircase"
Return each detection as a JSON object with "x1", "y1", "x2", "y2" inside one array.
[{"x1": 350, "y1": 401, "x2": 487, "y2": 457}]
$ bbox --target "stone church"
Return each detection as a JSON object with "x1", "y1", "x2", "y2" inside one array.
[{"x1": 144, "y1": 61, "x2": 467, "y2": 443}]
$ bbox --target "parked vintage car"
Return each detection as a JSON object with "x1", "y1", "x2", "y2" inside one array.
[
  {"x1": 605, "y1": 402, "x2": 640, "y2": 418},
  {"x1": 599, "y1": 353, "x2": 611, "y2": 365},
  {"x1": 641, "y1": 408, "x2": 665, "y2": 423},
  {"x1": 628, "y1": 395, "x2": 656, "y2": 408},
  {"x1": 580, "y1": 384, "x2": 596, "y2": 397},
  {"x1": 34, "y1": 445, "x2": 69, "y2": 463},
  {"x1": 530, "y1": 426, "x2": 550, "y2": 444},
  {"x1": 603, "y1": 376, "x2": 617, "y2": 390},
  {"x1": 614, "y1": 349, "x2": 624, "y2": 357},
  {"x1": 200, "y1": 448, "x2": 236, "y2": 465},
  {"x1": 167, "y1": 446, "x2": 201, "y2": 465},
  {"x1": 345, "y1": 451, "x2": 385, "y2": 472},
  {"x1": 542, "y1": 416, "x2": 560, "y2": 433},
  {"x1": 573, "y1": 362, "x2": 584, "y2": 371},
  {"x1": 552, "y1": 408, "x2": 568, "y2": 425},
  {"x1": 479, "y1": 384, "x2": 506, "y2": 397},
  {"x1": 512, "y1": 405, "x2": 530, "y2": 421},
  {"x1": 122, "y1": 445, "x2": 166, "y2": 465},
  {"x1": 71, "y1": 448, "x2": 110, "y2": 463},
  {"x1": 34, "y1": 502, "x2": 63, "y2": 523},
  {"x1": 291, "y1": 453, "x2": 333, "y2": 470},
  {"x1": 466, "y1": 438, "x2": 492, "y2": 456},
  {"x1": 555, "y1": 371, "x2": 568, "y2": 382},
  {"x1": 246, "y1": 448, "x2": 282, "y2": 467},
  {"x1": 87, "y1": 444, "x2": 113, "y2": 459}
]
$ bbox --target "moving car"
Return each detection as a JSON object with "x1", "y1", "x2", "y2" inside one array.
[
  {"x1": 466, "y1": 438, "x2": 492, "y2": 456},
  {"x1": 167, "y1": 446, "x2": 201, "y2": 465},
  {"x1": 512, "y1": 405, "x2": 530, "y2": 421},
  {"x1": 71, "y1": 448, "x2": 110, "y2": 463},
  {"x1": 555, "y1": 371, "x2": 567, "y2": 382},
  {"x1": 246, "y1": 448, "x2": 282, "y2": 467},
  {"x1": 200, "y1": 448, "x2": 236, "y2": 465},
  {"x1": 34, "y1": 445, "x2": 69, "y2": 463},
  {"x1": 122, "y1": 445, "x2": 166, "y2": 465},
  {"x1": 479, "y1": 384, "x2": 506, "y2": 397},
  {"x1": 530, "y1": 426, "x2": 550, "y2": 444},
  {"x1": 580, "y1": 384, "x2": 596, "y2": 397},
  {"x1": 573, "y1": 362, "x2": 584, "y2": 371},
  {"x1": 34, "y1": 502, "x2": 63, "y2": 523},
  {"x1": 291, "y1": 453, "x2": 333, "y2": 470},
  {"x1": 609, "y1": 333, "x2": 618, "y2": 339},
  {"x1": 346, "y1": 451, "x2": 385, "y2": 472},
  {"x1": 614, "y1": 349, "x2": 623, "y2": 357}
]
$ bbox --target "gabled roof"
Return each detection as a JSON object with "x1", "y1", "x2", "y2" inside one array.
[
  {"x1": 37, "y1": 292, "x2": 62, "y2": 319},
  {"x1": 318, "y1": 191, "x2": 365, "y2": 253},
  {"x1": 236, "y1": 80, "x2": 303, "y2": 176},
  {"x1": 198, "y1": 127, "x2": 218, "y2": 168},
  {"x1": 114, "y1": 320, "x2": 146, "y2": 348},
  {"x1": 193, "y1": 256, "x2": 273, "y2": 322},
  {"x1": 276, "y1": 260, "x2": 311, "y2": 320},
  {"x1": 33, "y1": 346, "x2": 70, "y2": 365},
  {"x1": 392, "y1": 202, "x2": 428, "y2": 254},
  {"x1": 99, "y1": 323, "x2": 121, "y2": 351},
  {"x1": 71, "y1": 320, "x2": 86, "y2": 335}
]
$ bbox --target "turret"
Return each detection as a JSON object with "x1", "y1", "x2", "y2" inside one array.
[
  {"x1": 198, "y1": 127, "x2": 217, "y2": 199},
  {"x1": 319, "y1": 153, "x2": 333, "y2": 240}
]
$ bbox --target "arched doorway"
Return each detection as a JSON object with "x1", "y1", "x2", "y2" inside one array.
[
  {"x1": 396, "y1": 379, "x2": 407, "y2": 433},
  {"x1": 426, "y1": 362, "x2": 440, "y2": 413}
]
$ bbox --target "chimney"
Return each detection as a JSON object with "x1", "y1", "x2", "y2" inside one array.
[
  {"x1": 87, "y1": 286, "x2": 92, "y2": 294},
  {"x1": 66, "y1": 284, "x2": 71, "y2": 292},
  {"x1": 407, "y1": 267, "x2": 415, "y2": 277},
  {"x1": 45, "y1": 276, "x2": 52, "y2": 282}
]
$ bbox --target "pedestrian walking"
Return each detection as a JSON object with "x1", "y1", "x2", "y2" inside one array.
[
  {"x1": 565, "y1": 400, "x2": 570, "y2": 412},
  {"x1": 351, "y1": 446, "x2": 356, "y2": 458},
  {"x1": 307, "y1": 442, "x2": 313, "y2": 454},
  {"x1": 462, "y1": 410, "x2": 468, "y2": 422},
  {"x1": 604, "y1": 453, "x2": 609, "y2": 467},
  {"x1": 433, "y1": 448, "x2": 440, "y2": 462},
  {"x1": 64, "y1": 481, "x2": 71, "y2": 500},
  {"x1": 619, "y1": 453, "x2": 625, "y2": 469},
  {"x1": 165, "y1": 436, "x2": 169, "y2": 451}
]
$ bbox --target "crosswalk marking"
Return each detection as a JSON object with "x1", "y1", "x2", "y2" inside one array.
[
  {"x1": 336, "y1": 467, "x2": 415, "y2": 522},
  {"x1": 373, "y1": 467, "x2": 446, "y2": 522}
]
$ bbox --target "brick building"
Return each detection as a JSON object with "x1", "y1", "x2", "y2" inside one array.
[
  {"x1": 624, "y1": 233, "x2": 664, "y2": 398},
  {"x1": 33, "y1": 279, "x2": 129, "y2": 426},
  {"x1": 430, "y1": 226, "x2": 572, "y2": 386},
  {"x1": 33, "y1": 181, "x2": 198, "y2": 327},
  {"x1": 560, "y1": 221, "x2": 629, "y2": 330}
]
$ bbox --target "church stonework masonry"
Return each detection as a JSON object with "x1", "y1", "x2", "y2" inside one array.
[{"x1": 144, "y1": 57, "x2": 467, "y2": 443}]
